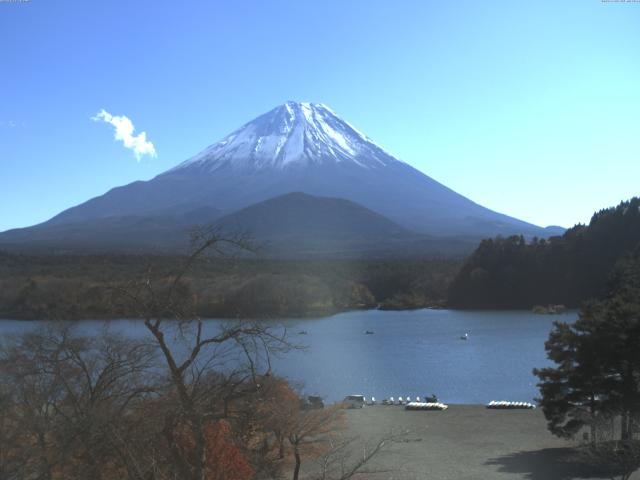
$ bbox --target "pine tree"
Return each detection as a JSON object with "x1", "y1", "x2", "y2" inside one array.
[{"x1": 534, "y1": 248, "x2": 640, "y2": 443}]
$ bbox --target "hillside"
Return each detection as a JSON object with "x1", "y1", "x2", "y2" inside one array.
[
  {"x1": 448, "y1": 197, "x2": 640, "y2": 308},
  {"x1": 0, "y1": 207, "x2": 223, "y2": 253},
  {"x1": 0, "y1": 193, "x2": 480, "y2": 257},
  {"x1": 216, "y1": 192, "x2": 411, "y2": 240}
]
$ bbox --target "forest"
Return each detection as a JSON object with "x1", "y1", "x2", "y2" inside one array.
[
  {"x1": 0, "y1": 250, "x2": 459, "y2": 320},
  {"x1": 448, "y1": 197, "x2": 640, "y2": 309}
]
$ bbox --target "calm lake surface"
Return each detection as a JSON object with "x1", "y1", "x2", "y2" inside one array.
[{"x1": 0, "y1": 309, "x2": 576, "y2": 404}]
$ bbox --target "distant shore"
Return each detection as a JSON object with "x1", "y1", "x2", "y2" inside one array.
[
  {"x1": 0, "y1": 301, "x2": 448, "y2": 322},
  {"x1": 0, "y1": 252, "x2": 460, "y2": 321}
]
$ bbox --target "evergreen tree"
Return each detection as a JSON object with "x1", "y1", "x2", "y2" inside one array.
[
  {"x1": 449, "y1": 197, "x2": 640, "y2": 308},
  {"x1": 534, "y1": 248, "x2": 640, "y2": 443}
]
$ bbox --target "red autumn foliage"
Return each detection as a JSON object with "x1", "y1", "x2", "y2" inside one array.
[
  {"x1": 174, "y1": 419, "x2": 253, "y2": 480},
  {"x1": 204, "y1": 420, "x2": 253, "y2": 480}
]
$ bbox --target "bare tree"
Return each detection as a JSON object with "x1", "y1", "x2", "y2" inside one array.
[
  {"x1": 312, "y1": 433, "x2": 403, "y2": 480},
  {"x1": 253, "y1": 375, "x2": 301, "y2": 460},
  {"x1": 0, "y1": 324, "x2": 158, "y2": 480},
  {"x1": 112, "y1": 228, "x2": 292, "y2": 480},
  {"x1": 287, "y1": 406, "x2": 346, "y2": 480}
]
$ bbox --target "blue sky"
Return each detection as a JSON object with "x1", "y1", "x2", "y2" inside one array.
[{"x1": 1, "y1": 0, "x2": 639, "y2": 232}]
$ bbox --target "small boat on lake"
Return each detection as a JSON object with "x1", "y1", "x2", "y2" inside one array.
[
  {"x1": 365, "y1": 330, "x2": 375, "y2": 335},
  {"x1": 298, "y1": 330, "x2": 308, "y2": 335},
  {"x1": 460, "y1": 333, "x2": 468, "y2": 340}
]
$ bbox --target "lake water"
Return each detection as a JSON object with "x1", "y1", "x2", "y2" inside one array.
[{"x1": 0, "y1": 309, "x2": 576, "y2": 404}]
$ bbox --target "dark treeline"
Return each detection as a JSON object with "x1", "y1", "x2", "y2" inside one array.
[
  {"x1": 0, "y1": 251, "x2": 460, "y2": 320},
  {"x1": 448, "y1": 197, "x2": 640, "y2": 309}
]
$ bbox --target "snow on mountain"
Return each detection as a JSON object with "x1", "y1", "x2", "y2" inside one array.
[
  {"x1": 3, "y1": 100, "x2": 558, "y2": 247},
  {"x1": 172, "y1": 102, "x2": 401, "y2": 172}
]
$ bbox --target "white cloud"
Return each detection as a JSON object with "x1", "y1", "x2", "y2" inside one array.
[{"x1": 92, "y1": 109, "x2": 157, "y2": 161}]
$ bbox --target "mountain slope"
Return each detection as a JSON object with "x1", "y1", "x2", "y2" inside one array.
[
  {"x1": 0, "y1": 193, "x2": 478, "y2": 257},
  {"x1": 216, "y1": 192, "x2": 411, "y2": 240},
  {"x1": 0, "y1": 207, "x2": 223, "y2": 253},
  {"x1": 0, "y1": 101, "x2": 559, "y2": 254},
  {"x1": 212, "y1": 192, "x2": 458, "y2": 257},
  {"x1": 39, "y1": 102, "x2": 550, "y2": 237},
  {"x1": 223, "y1": 192, "x2": 486, "y2": 257}
]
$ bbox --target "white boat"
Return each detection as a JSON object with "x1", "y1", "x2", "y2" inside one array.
[
  {"x1": 405, "y1": 402, "x2": 448, "y2": 411},
  {"x1": 486, "y1": 400, "x2": 535, "y2": 409}
]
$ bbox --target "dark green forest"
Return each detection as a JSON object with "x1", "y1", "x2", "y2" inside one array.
[
  {"x1": 0, "y1": 252, "x2": 459, "y2": 320},
  {"x1": 448, "y1": 197, "x2": 640, "y2": 309}
]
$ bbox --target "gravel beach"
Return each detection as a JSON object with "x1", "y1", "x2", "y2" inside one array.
[{"x1": 341, "y1": 405, "x2": 624, "y2": 480}]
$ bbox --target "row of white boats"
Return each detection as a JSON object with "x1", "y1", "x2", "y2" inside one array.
[
  {"x1": 343, "y1": 395, "x2": 536, "y2": 410},
  {"x1": 405, "y1": 402, "x2": 449, "y2": 411},
  {"x1": 486, "y1": 400, "x2": 536, "y2": 409},
  {"x1": 343, "y1": 395, "x2": 439, "y2": 407}
]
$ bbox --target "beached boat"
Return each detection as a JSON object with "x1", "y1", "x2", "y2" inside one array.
[
  {"x1": 405, "y1": 402, "x2": 448, "y2": 411},
  {"x1": 486, "y1": 400, "x2": 535, "y2": 409}
]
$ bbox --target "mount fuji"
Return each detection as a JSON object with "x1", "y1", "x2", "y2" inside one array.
[{"x1": 0, "y1": 102, "x2": 560, "y2": 254}]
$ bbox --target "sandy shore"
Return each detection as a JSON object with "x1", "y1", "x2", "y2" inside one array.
[{"x1": 341, "y1": 405, "x2": 625, "y2": 480}]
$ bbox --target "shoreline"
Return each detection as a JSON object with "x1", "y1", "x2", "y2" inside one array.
[
  {"x1": 0, "y1": 304, "x2": 446, "y2": 322},
  {"x1": 338, "y1": 404, "x2": 594, "y2": 480},
  {"x1": 0, "y1": 305, "x2": 578, "y2": 322}
]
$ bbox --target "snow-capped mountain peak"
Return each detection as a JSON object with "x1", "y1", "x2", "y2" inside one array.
[
  {"x1": 172, "y1": 101, "x2": 401, "y2": 172},
  {"x1": 18, "y1": 102, "x2": 554, "y2": 244}
]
